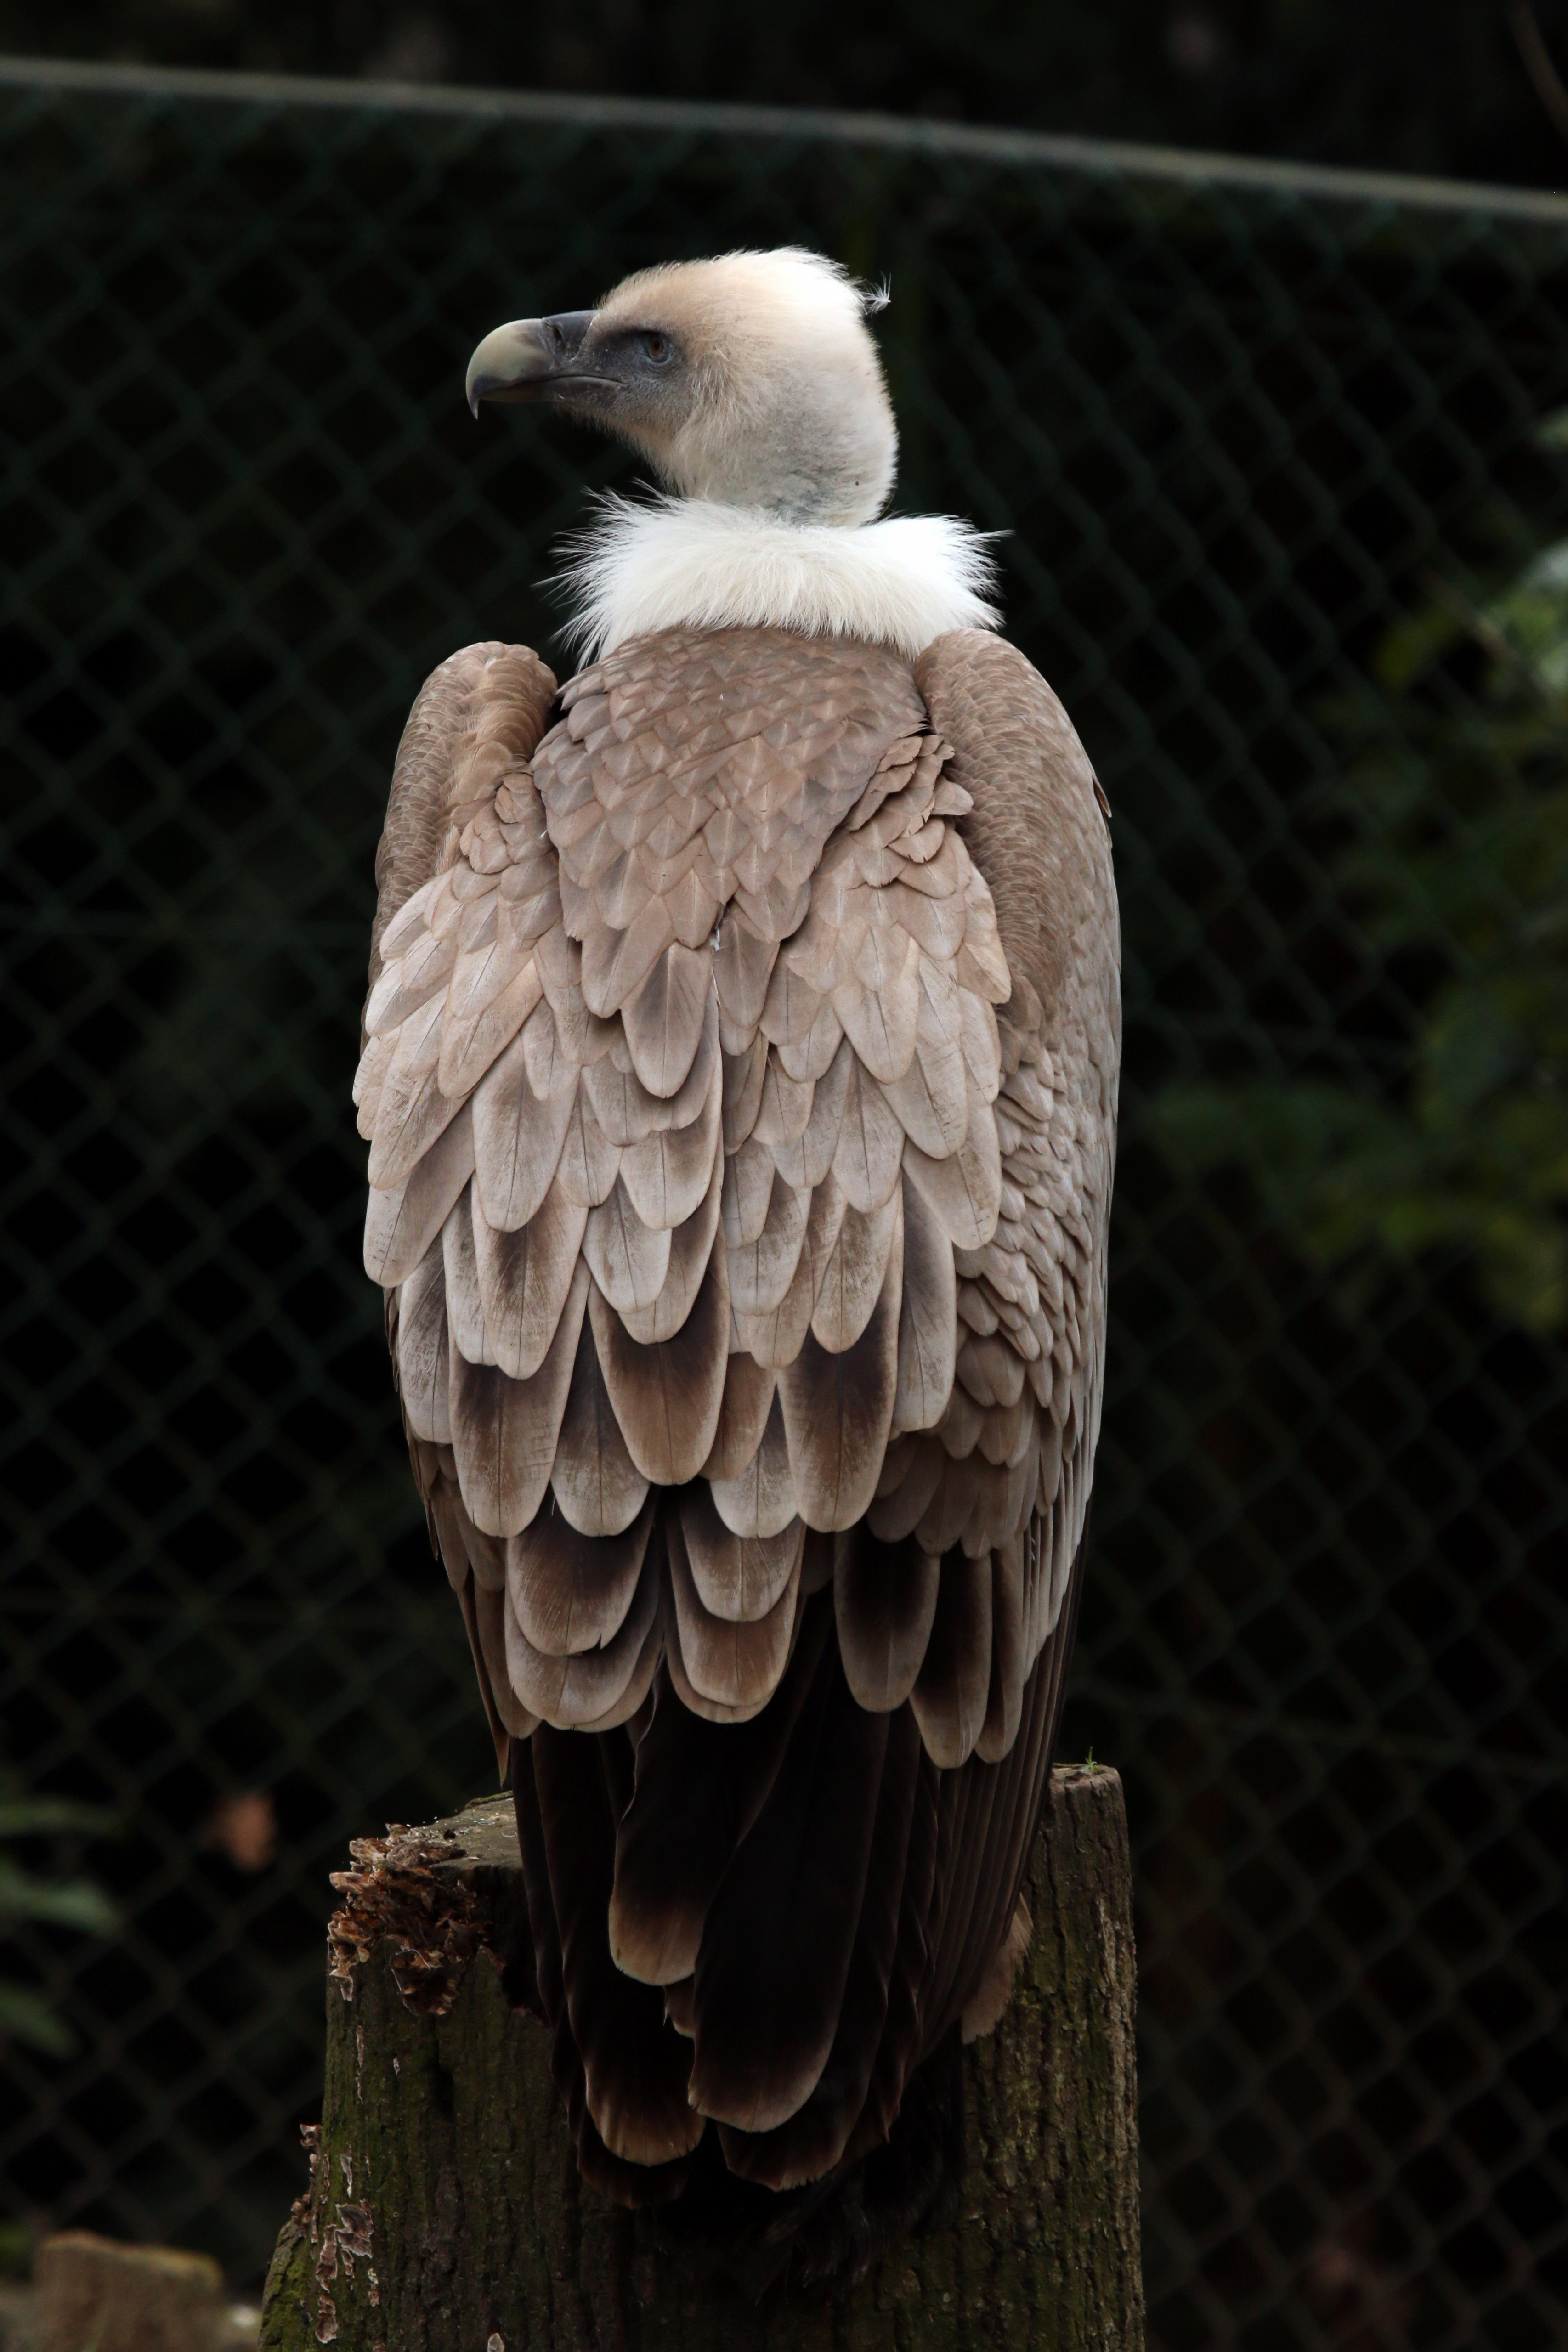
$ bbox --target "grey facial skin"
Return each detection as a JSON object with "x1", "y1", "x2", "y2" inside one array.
[
  {"x1": 464, "y1": 311, "x2": 678, "y2": 421},
  {"x1": 462, "y1": 258, "x2": 899, "y2": 525}
]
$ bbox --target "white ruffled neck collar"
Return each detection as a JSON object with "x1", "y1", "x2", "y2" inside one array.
[{"x1": 551, "y1": 493, "x2": 1002, "y2": 664}]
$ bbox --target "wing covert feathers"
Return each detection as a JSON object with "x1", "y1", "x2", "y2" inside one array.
[{"x1": 370, "y1": 621, "x2": 1118, "y2": 2217}]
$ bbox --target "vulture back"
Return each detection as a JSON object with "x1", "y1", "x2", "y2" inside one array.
[{"x1": 355, "y1": 620, "x2": 1118, "y2": 2267}]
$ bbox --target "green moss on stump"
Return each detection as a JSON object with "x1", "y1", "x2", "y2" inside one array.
[{"x1": 261, "y1": 1765, "x2": 1142, "y2": 2352}]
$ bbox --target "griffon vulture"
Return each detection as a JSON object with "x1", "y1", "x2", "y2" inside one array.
[{"x1": 356, "y1": 248, "x2": 1119, "y2": 2276}]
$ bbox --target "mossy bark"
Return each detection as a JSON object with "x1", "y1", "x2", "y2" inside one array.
[{"x1": 260, "y1": 1764, "x2": 1142, "y2": 2352}]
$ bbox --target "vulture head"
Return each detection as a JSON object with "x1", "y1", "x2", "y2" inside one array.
[{"x1": 466, "y1": 248, "x2": 897, "y2": 527}]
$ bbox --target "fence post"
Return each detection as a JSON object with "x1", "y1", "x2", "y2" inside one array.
[{"x1": 259, "y1": 1764, "x2": 1142, "y2": 2352}]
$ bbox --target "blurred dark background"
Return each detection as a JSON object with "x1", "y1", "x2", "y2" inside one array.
[
  {"x1": 6, "y1": 0, "x2": 1568, "y2": 188},
  {"x1": 0, "y1": 13, "x2": 1565, "y2": 2352}
]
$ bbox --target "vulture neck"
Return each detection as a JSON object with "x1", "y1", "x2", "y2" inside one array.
[{"x1": 554, "y1": 495, "x2": 1002, "y2": 665}]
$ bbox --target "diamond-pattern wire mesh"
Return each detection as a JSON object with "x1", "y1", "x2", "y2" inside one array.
[{"x1": 0, "y1": 63, "x2": 1564, "y2": 2348}]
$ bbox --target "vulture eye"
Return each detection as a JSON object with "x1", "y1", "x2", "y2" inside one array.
[{"x1": 643, "y1": 330, "x2": 674, "y2": 364}]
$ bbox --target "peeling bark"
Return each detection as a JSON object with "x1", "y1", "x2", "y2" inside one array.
[{"x1": 260, "y1": 1765, "x2": 1141, "y2": 2352}]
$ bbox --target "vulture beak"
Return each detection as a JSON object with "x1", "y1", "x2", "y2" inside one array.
[{"x1": 465, "y1": 312, "x2": 610, "y2": 414}]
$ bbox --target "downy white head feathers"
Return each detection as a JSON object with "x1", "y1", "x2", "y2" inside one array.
[{"x1": 465, "y1": 246, "x2": 1003, "y2": 661}]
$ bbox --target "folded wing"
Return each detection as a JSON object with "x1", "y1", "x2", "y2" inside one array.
[{"x1": 362, "y1": 620, "x2": 1118, "y2": 2205}]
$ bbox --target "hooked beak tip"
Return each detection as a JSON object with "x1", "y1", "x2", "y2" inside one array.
[{"x1": 464, "y1": 311, "x2": 600, "y2": 415}]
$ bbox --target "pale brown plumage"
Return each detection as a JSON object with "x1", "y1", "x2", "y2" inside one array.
[{"x1": 360, "y1": 250, "x2": 1118, "y2": 2273}]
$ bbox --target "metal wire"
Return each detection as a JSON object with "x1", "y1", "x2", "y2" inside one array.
[{"x1": 0, "y1": 63, "x2": 1562, "y2": 2347}]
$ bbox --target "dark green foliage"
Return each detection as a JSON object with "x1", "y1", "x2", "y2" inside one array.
[
  {"x1": 0, "y1": 1785, "x2": 114, "y2": 2056},
  {"x1": 1157, "y1": 526, "x2": 1568, "y2": 1328}
]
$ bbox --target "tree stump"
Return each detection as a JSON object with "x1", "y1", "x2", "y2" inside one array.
[
  {"x1": 36, "y1": 2233, "x2": 232, "y2": 2352},
  {"x1": 259, "y1": 1764, "x2": 1142, "y2": 2352}
]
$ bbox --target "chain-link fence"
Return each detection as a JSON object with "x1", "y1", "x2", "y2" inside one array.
[{"x1": 1, "y1": 57, "x2": 1563, "y2": 2350}]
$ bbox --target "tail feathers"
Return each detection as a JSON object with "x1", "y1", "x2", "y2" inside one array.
[
  {"x1": 503, "y1": 1517, "x2": 1087, "y2": 2280},
  {"x1": 690, "y1": 1623, "x2": 890, "y2": 2135},
  {"x1": 841, "y1": 1746, "x2": 940, "y2": 2168},
  {"x1": 557, "y1": 2027, "x2": 695, "y2": 2211},
  {"x1": 717, "y1": 1704, "x2": 921, "y2": 2188},
  {"x1": 831, "y1": 2025, "x2": 967, "y2": 2278},
  {"x1": 643, "y1": 2026, "x2": 966, "y2": 2297},
  {"x1": 756, "y1": 2026, "x2": 965, "y2": 2291},
  {"x1": 529, "y1": 1724, "x2": 705, "y2": 2168},
  {"x1": 514, "y1": 1741, "x2": 692, "y2": 2206},
  {"x1": 609, "y1": 1598, "x2": 832, "y2": 1985},
  {"x1": 509, "y1": 1732, "x2": 559, "y2": 2026}
]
